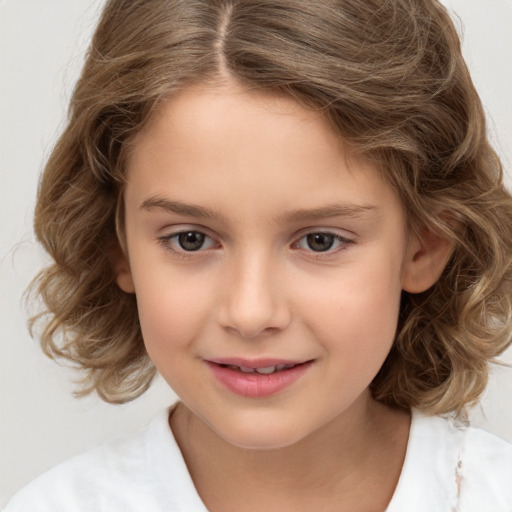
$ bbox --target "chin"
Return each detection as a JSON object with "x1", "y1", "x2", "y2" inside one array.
[{"x1": 210, "y1": 417, "x2": 308, "y2": 451}]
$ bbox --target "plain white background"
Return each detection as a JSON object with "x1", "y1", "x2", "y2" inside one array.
[{"x1": 1, "y1": 0, "x2": 511, "y2": 506}]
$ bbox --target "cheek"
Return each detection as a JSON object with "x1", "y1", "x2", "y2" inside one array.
[
  {"x1": 299, "y1": 253, "x2": 403, "y2": 356},
  {"x1": 132, "y1": 270, "x2": 214, "y2": 355}
]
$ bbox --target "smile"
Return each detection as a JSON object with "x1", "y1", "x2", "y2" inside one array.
[
  {"x1": 206, "y1": 359, "x2": 313, "y2": 398},
  {"x1": 219, "y1": 363, "x2": 298, "y2": 374}
]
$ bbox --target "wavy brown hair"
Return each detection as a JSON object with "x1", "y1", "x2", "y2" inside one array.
[{"x1": 29, "y1": 0, "x2": 512, "y2": 413}]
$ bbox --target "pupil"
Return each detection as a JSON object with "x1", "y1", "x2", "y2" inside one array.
[
  {"x1": 307, "y1": 233, "x2": 334, "y2": 252},
  {"x1": 178, "y1": 232, "x2": 205, "y2": 251}
]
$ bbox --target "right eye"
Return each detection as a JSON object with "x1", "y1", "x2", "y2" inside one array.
[
  {"x1": 159, "y1": 230, "x2": 218, "y2": 253},
  {"x1": 293, "y1": 231, "x2": 353, "y2": 254}
]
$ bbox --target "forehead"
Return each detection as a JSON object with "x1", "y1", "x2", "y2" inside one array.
[
  {"x1": 125, "y1": 81, "x2": 401, "y2": 223},
  {"x1": 130, "y1": 81, "x2": 345, "y2": 168}
]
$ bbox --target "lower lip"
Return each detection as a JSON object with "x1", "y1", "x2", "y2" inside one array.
[{"x1": 206, "y1": 361, "x2": 312, "y2": 398}]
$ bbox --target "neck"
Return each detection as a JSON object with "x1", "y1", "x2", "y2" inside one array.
[{"x1": 170, "y1": 395, "x2": 410, "y2": 512}]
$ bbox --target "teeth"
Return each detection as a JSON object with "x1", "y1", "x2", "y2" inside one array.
[
  {"x1": 223, "y1": 363, "x2": 299, "y2": 374},
  {"x1": 255, "y1": 366, "x2": 277, "y2": 374}
]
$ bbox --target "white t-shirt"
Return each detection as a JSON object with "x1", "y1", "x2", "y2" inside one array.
[{"x1": 4, "y1": 406, "x2": 512, "y2": 512}]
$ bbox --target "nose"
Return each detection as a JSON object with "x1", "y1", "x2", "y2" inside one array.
[{"x1": 218, "y1": 252, "x2": 291, "y2": 339}]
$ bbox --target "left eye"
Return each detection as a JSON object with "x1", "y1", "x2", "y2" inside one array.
[
  {"x1": 161, "y1": 230, "x2": 217, "y2": 252},
  {"x1": 295, "y1": 232, "x2": 352, "y2": 252}
]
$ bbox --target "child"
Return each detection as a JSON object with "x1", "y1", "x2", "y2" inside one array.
[{"x1": 5, "y1": 0, "x2": 512, "y2": 510}]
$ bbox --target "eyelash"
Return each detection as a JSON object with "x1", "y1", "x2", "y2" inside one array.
[
  {"x1": 292, "y1": 232, "x2": 354, "y2": 255},
  {"x1": 158, "y1": 229, "x2": 354, "y2": 258},
  {"x1": 158, "y1": 230, "x2": 218, "y2": 258}
]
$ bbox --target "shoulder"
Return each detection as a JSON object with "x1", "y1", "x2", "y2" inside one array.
[
  {"x1": 387, "y1": 410, "x2": 512, "y2": 512},
  {"x1": 3, "y1": 407, "x2": 206, "y2": 512},
  {"x1": 415, "y1": 412, "x2": 512, "y2": 488},
  {"x1": 458, "y1": 422, "x2": 512, "y2": 510}
]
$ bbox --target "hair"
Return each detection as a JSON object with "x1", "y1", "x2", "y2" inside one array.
[{"x1": 29, "y1": 0, "x2": 512, "y2": 414}]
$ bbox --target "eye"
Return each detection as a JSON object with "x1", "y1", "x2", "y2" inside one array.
[
  {"x1": 295, "y1": 232, "x2": 353, "y2": 253},
  {"x1": 160, "y1": 230, "x2": 217, "y2": 253}
]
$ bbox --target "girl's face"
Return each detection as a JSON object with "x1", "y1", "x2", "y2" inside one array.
[{"x1": 117, "y1": 82, "x2": 422, "y2": 449}]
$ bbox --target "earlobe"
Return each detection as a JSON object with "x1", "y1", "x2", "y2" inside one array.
[
  {"x1": 110, "y1": 244, "x2": 135, "y2": 294},
  {"x1": 116, "y1": 263, "x2": 135, "y2": 294},
  {"x1": 401, "y1": 227, "x2": 454, "y2": 294}
]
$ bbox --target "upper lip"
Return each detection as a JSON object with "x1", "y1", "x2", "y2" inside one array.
[{"x1": 207, "y1": 358, "x2": 310, "y2": 369}]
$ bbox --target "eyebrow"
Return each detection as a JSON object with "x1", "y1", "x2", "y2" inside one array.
[
  {"x1": 140, "y1": 197, "x2": 377, "y2": 222},
  {"x1": 280, "y1": 203, "x2": 378, "y2": 223},
  {"x1": 140, "y1": 197, "x2": 225, "y2": 220}
]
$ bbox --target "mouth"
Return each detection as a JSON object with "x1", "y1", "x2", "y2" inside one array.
[
  {"x1": 217, "y1": 362, "x2": 301, "y2": 375},
  {"x1": 206, "y1": 359, "x2": 313, "y2": 398}
]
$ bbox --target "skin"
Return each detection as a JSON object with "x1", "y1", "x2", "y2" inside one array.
[{"x1": 116, "y1": 80, "x2": 452, "y2": 511}]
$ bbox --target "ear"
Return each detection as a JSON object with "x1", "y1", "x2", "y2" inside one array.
[
  {"x1": 401, "y1": 225, "x2": 454, "y2": 293},
  {"x1": 110, "y1": 243, "x2": 135, "y2": 294}
]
